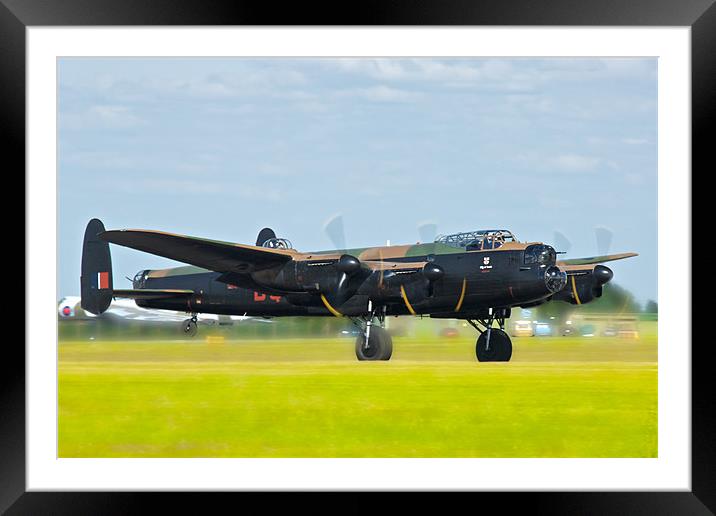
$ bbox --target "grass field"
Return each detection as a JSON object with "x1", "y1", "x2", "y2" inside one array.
[{"x1": 59, "y1": 331, "x2": 657, "y2": 458}]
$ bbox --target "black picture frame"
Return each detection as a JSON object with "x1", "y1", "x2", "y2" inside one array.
[{"x1": 6, "y1": 0, "x2": 707, "y2": 512}]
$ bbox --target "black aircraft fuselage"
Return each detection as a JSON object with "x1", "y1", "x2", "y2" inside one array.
[{"x1": 132, "y1": 246, "x2": 570, "y2": 320}]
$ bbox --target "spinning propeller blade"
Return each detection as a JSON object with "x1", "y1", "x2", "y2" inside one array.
[
  {"x1": 417, "y1": 222, "x2": 438, "y2": 244},
  {"x1": 323, "y1": 214, "x2": 346, "y2": 251},
  {"x1": 553, "y1": 230, "x2": 572, "y2": 255},
  {"x1": 594, "y1": 226, "x2": 613, "y2": 256}
]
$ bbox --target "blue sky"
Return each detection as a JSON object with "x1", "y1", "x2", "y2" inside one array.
[{"x1": 58, "y1": 57, "x2": 657, "y2": 304}]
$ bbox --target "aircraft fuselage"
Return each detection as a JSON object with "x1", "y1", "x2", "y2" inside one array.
[{"x1": 135, "y1": 247, "x2": 556, "y2": 319}]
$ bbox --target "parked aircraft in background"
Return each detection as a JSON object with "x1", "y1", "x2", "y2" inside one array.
[{"x1": 58, "y1": 296, "x2": 267, "y2": 327}]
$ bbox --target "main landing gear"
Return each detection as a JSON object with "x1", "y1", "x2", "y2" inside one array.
[
  {"x1": 353, "y1": 301, "x2": 392, "y2": 361},
  {"x1": 182, "y1": 314, "x2": 198, "y2": 337},
  {"x1": 466, "y1": 308, "x2": 513, "y2": 362}
]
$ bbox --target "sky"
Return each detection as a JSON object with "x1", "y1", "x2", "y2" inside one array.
[{"x1": 58, "y1": 57, "x2": 657, "y2": 304}]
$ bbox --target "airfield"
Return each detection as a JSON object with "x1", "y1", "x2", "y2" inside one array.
[{"x1": 58, "y1": 320, "x2": 657, "y2": 458}]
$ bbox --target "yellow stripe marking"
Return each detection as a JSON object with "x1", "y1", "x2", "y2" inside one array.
[
  {"x1": 320, "y1": 294, "x2": 343, "y2": 317},
  {"x1": 400, "y1": 285, "x2": 417, "y2": 316},
  {"x1": 571, "y1": 275, "x2": 582, "y2": 305},
  {"x1": 454, "y1": 278, "x2": 467, "y2": 312}
]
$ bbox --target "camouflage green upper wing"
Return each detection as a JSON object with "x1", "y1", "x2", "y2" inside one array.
[
  {"x1": 362, "y1": 260, "x2": 428, "y2": 271},
  {"x1": 557, "y1": 252, "x2": 638, "y2": 266},
  {"x1": 100, "y1": 229, "x2": 293, "y2": 273}
]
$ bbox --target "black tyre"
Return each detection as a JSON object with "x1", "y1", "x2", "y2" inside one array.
[
  {"x1": 476, "y1": 329, "x2": 512, "y2": 362},
  {"x1": 182, "y1": 319, "x2": 198, "y2": 337},
  {"x1": 380, "y1": 331, "x2": 393, "y2": 361},
  {"x1": 355, "y1": 326, "x2": 392, "y2": 361}
]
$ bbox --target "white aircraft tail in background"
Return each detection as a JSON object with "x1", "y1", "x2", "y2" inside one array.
[{"x1": 58, "y1": 296, "x2": 269, "y2": 326}]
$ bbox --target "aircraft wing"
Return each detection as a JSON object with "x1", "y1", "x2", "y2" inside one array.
[
  {"x1": 100, "y1": 229, "x2": 293, "y2": 273},
  {"x1": 362, "y1": 260, "x2": 428, "y2": 271},
  {"x1": 557, "y1": 252, "x2": 638, "y2": 266},
  {"x1": 559, "y1": 264, "x2": 602, "y2": 276},
  {"x1": 112, "y1": 288, "x2": 194, "y2": 300}
]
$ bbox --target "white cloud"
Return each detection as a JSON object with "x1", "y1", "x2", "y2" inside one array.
[
  {"x1": 330, "y1": 58, "x2": 530, "y2": 88},
  {"x1": 62, "y1": 105, "x2": 146, "y2": 130},
  {"x1": 551, "y1": 154, "x2": 602, "y2": 172},
  {"x1": 622, "y1": 137, "x2": 649, "y2": 145},
  {"x1": 333, "y1": 85, "x2": 423, "y2": 103},
  {"x1": 115, "y1": 178, "x2": 284, "y2": 201}
]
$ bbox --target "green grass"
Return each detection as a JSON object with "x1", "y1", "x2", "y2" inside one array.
[{"x1": 59, "y1": 334, "x2": 657, "y2": 458}]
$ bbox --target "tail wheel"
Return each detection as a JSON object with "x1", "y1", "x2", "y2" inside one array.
[
  {"x1": 182, "y1": 319, "x2": 198, "y2": 337},
  {"x1": 355, "y1": 326, "x2": 392, "y2": 361},
  {"x1": 476, "y1": 329, "x2": 512, "y2": 362}
]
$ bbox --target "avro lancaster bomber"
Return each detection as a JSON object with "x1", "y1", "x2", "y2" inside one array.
[{"x1": 81, "y1": 219, "x2": 637, "y2": 362}]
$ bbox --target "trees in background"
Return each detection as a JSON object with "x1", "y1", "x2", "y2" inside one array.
[{"x1": 533, "y1": 282, "x2": 642, "y2": 323}]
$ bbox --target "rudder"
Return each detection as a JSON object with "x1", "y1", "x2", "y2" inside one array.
[
  {"x1": 255, "y1": 227, "x2": 276, "y2": 246},
  {"x1": 80, "y1": 218, "x2": 113, "y2": 315}
]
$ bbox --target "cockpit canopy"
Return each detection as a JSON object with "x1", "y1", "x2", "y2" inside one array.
[
  {"x1": 261, "y1": 237, "x2": 293, "y2": 250},
  {"x1": 434, "y1": 229, "x2": 517, "y2": 250}
]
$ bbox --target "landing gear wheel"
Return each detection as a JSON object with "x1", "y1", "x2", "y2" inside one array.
[
  {"x1": 380, "y1": 331, "x2": 393, "y2": 361},
  {"x1": 476, "y1": 329, "x2": 512, "y2": 362},
  {"x1": 182, "y1": 319, "x2": 198, "y2": 337},
  {"x1": 355, "y1": 326, "x2": 392, "y2": 361}
]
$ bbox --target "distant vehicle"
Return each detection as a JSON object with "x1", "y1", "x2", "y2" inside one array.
[
  {"x1": 560, "y1": 325, "x2": 575, "y2": 337},
  {"x1": 602, "y1": 326, "x2": 619, "y2": 337},
  {"x1": 511, "y1": 320, "x2": 534, "y2": 337},
  {"x1": 440, "y1": 327, "x2": 460, "y2": 338},
  {"x1": 534, "y1": 322, "x2": 553, "y2": 337},
  {"x1": 580, "y1": 324, "x2": 596, "y2": 337}
]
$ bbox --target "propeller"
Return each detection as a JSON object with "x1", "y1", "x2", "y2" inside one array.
[
  {"x1": 318, "y1": 214, "x2": 450, "y2": 313},
  {"x1": 553, "y1": 230, "x2": 572, "y2": 255},
  {"x1": 326, "y1": 253, "x2": 365, "y2": 308},
  {"x1": 323, "y1": 214, "x2": 346, "y2": 251},
  {"x1": 417, "y1": 222, "x2": 438, "y2": 244},
  {"x1": 594, "y1": 226, "x2": 613, "y2": 256},
  {"x1": 324, "y1": 214, "x2": 440, "y2": 250},
  {"x1": 552, "y1": 226, "x2": 614, "y2": 257}
]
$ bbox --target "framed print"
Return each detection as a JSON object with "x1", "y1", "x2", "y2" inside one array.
[{"x1": 6, "y1": 0, "x2": 708, "y2": 512}]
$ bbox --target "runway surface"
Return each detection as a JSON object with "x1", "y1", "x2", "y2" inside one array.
[{"x1": 59, "y1": 332, "x2": 657, "y2": 458}]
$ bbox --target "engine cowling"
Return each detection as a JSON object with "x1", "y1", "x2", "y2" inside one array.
[
  {"x1": 551, "y1": 265, "x2": 613, "y2": 305},
  {"x1": 361, "y1": 262, "x2": 444, "y2": 309}
]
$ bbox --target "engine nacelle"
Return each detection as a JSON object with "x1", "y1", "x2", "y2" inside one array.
[{"x1": 551, "y1": 265, "x2": 612, "y2": 305}]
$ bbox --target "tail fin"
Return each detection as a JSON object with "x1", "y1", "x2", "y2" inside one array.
[
  {"x1": 255, "y1": 227, "x2": 276, "y2": 246},
  {"x1": 80, "y1": 218, "x2": 113, "y2": 315}
]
